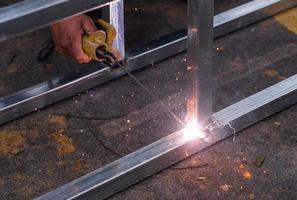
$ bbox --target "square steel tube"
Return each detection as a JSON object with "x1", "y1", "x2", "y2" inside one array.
[
  {"x1": 187, "y1": 0, "x2": 214, "y2": 124},
  {"x1": 101, "y1": 0, "x2": 125, "y2": 57},
  {"x1": 0, "y1": 0, "x2": 126, "y2": 63},
  {"x1": 34, "y1": 1, "x2": 297, "y2": 199},
  {"x1": 0, "y1": 0, "x2": 115, "y2": 41},
  {"x1": 36, "y1": 73, "x2": 297, "y2": 200},
  {"x1": 0, "y1": 0, "x2": 296, "y2": 199}
]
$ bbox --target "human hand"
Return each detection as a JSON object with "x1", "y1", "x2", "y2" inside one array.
[{"x1": 51, "y1": 14, "x2": 97, "y2": 63}]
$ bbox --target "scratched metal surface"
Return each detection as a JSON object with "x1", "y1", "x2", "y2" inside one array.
[{"x1": 0, "y1": 0, "x2": 297, "y2": 199}]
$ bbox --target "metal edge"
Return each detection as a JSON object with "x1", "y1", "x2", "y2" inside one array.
[
  {"x1": 212, "y1": 74, "x2": 297, "y2": 131},
  {"x1": 35, "y1": 73, "x2": 297, "y2": 200},
  {"x1": 109, "y1": 0, "x2": 125, "y2": 57},
  {"x1": 0, "y1": 30, "x2": 185, "y2": 125},
  {"x1": 1, "y1": 0, "x2": 295, "y2": 126},
  {"x1": 214, "y1": 0, "x2": 297, "y2": 37},
  {"x1": 0, "y1": 0, "x2": 112, "y2": 41}
]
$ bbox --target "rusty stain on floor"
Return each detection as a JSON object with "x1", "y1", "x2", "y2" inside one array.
[
  {"x1": 72, "y1": 160, "x2": 84, "y2": 172},
  {"x1": 52, "y1": 130, "x2": 75, "y2": 156},
  {"x1": 0, "y1": 131, "x2": 26, "y2": 155},
  {"x1": 274, "y1": 7, "x2": 297, "y2": 34},
  {"x1": 49, "y1": 115, "x2": 66, "y2": 128},
  {"x1": 262, "y1": 69, "x2": 286, "y2": 80}
]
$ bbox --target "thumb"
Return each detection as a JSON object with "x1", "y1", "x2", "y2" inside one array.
[{"x1": 83, "y1": 19, "x2": 97, "y2": 35}]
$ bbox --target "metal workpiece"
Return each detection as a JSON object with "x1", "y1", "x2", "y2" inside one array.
[
  {"x1": 109, "y1": 0, "x2": 125, "y2": 57},
  {"x1": 36, "y1": 130, "x2": 208, "y2": 200},
  {"x1": 0, "y1": 66, "x2": 108, "y2": 124},
  {"x1": 0, "y1": 0, "x2": 295, "y2": 43},
  {"x1": 212, "y1": 74, "x2": 297, "y2": 132},
  {"x1": 102, "y1": 0, "x2": 125, "y2": 58},
  {"x1": 187, "y1": 0, "x2": 214, "y2": 124},
  {"x1": 214, "y1": 0, "x2": 297, "y2": 37},
  {"x1": 0, "y1": 0, "x2": 296, "y2": 126},
  {"x1": 37, "y1": 74, "x2": 297, "y2": 200},
  {"x1": 1, "y1": 0, "x2": 297, "y2": 199},
  {"x1": 0, "y1": 0, "x2": 113, "y2": 42},
  {"x1": 0, "y1": 31, "x2": 186, "y2": 125}
]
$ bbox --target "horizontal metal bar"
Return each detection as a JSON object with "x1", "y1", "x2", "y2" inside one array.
[
  {"x1": 128, "y1": 0, "x2": 297, "y2": 57},
  {"x1": 0, "y1": 0, "x2": 113, "y2": 41},
  {"x1": 36, "y1": 73, "x2": 297, "y2": 200},
  {"x1": 1, "y1": 0, "x2": 295, "y2": 43},
  {"x1": 0, "y1": 31, "x2": 185, "y2": 125},
  {"x1": 212, "y1": 74, "x2": 297, "y2": 131},
  {"x1": 1, "y1": 0, "x2": 296, "y2": 125},
  {"x1": 214, "y1": 0, "x2": 297, "y2": 37}
]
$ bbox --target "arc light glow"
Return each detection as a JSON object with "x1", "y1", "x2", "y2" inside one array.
[{"x1": 183, "y1": 120, "x2": 206, "y2": 141}]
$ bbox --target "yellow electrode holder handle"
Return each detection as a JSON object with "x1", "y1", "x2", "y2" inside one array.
[
  {"x1": 82, "y1": 19, "x2": 122, "y2": 62},
  {"x1": 82, "y1": 30, "x2": 107, "y2": 61}
]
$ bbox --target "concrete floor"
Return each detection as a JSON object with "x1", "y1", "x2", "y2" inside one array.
[{"x1": 0, "y1": 0, "x2": 297, "y2": 199}]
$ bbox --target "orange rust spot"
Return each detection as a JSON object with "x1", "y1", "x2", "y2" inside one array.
[
  {"x1": 277, "y1": 76, "x2": 286, "y2": 80},
  {"x1": 52, "y1": 130, "x2": 75, "y2": 156},
  {"x1": 263, "y1": 69, "x2": 279, "y2": 77},
  {"x1": 263, "y1": 69, "x2": 285, "y2": 81},
  {"x1": 49, "y1": 115, "x2": 66, "y2": 128},
  {"x1": 0, "y1": 131, "x2": 25, "y2": 155},
  {"x1": 243, "y1": 171, "x2": 252, "y2": 180},
  {"x1": 73, "y1": 160, "x2": 84, "y2": 172}
]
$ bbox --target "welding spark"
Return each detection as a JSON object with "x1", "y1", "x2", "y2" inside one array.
[{"x1": 183, "y1": 121, "x2": 206, "y2": 141}]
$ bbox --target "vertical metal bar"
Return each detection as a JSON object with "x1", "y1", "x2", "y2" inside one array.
[
  {"x1": 108, "y1": 0, "x2": 125, "y2": 58},
  {"x1": 187, "y1": 0, "x2": 214, "y2": 125}
]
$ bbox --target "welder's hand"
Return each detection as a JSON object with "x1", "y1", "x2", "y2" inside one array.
[{"x1": 51, "y1": 14, "x2": 97, "y2": 63}]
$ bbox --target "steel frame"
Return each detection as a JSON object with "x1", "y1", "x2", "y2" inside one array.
[
  {"x1": 1, "y1": 0, "x2": 296, "y2": 125},
  {"x1": 36, "y1": 73, "x2": 297, "y2": 200},
  {"x1": 0, "y1": 0, "x2": 112, "y2": 41},
  {"x1": 0, "y1": 0, "x2": 296, "y2": 199}
]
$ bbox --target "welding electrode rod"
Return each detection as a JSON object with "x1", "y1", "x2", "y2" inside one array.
[
  {"x1": 187, "y1": 0, "x2": 214, "y2": 125},
  {"x1": 119, "y1": 66, "x2": 186, "y2": 127}
]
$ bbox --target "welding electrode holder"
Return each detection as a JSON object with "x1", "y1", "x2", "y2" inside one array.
[{"x1": 82, "y1": 19, "x2": 123, "y2": 67}]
